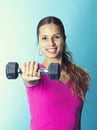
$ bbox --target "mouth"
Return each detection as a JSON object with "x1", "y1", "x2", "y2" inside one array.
[{"x1": 46, "y1": 48, "x2": 57, "y2": 54}]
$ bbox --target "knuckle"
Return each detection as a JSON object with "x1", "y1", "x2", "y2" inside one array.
[
  {"x1": 30, "y1": 61, "x2": 35, "y2": 65},
  {"x1": 25, "y1": 61, "x2": 30, "y2": 65}
]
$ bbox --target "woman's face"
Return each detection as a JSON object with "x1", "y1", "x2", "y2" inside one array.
[{"x1": 38, "y1": 23, "x2": 64, "y2": 60}]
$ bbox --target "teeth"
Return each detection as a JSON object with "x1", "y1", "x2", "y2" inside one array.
[{"x1": 47, "y1": 49, "x2": 56, "y2": 52}]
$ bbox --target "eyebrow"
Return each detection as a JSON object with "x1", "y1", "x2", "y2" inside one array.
[{"x1": 39, "y1": 33, "x2": 62, "y2": 37}]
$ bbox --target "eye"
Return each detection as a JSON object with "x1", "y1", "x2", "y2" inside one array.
[
  {"x1": 42, "y1": 37, "x2": 47, "y2": 40},
  {"x1": 54, "y1": 35, "x2": 61, "y2": 39}
]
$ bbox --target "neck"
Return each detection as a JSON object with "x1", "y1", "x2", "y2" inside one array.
[{"x1": 43, "y1": 57, "x2": 62, "y2": 67}]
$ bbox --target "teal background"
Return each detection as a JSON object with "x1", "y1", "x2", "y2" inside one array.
[{"x1": 0, "y1": 0, "x2": 97, "y2": 130}]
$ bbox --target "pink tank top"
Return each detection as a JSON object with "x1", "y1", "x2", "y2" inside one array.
[{"x1": 25, "y1": 64, "x2": 83, "y2": 130}]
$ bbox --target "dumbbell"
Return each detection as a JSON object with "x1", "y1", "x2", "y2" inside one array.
[{"x1": 6, "y1": 62, "x2": 60, "y2": 80}]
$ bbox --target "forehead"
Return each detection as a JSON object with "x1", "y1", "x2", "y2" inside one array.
[{"x1": 39, "y1": 23, "x2": 61, "y2": 35}]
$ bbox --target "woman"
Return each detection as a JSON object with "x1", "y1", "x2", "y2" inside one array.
[{"x1": 22, "y1": 16, "x2": 90, "y2": 130}]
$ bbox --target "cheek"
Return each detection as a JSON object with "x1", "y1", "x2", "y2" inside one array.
[
  {"x1": 39, "y1": 43, "x2": 46, "y2": 52},
  {"x1": 58, "y1": 42, "x2": 64, "y2": 50}
]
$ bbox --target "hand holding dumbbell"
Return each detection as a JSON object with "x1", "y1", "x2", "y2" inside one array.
[{"x1": 6, "y1": 61, "x2": 60, "y2": 81}]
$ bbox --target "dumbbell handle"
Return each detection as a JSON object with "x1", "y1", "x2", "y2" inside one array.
[
  {"x1": 39, "y1": 68, "x2": 48, "y2": 73},
  {"x1": 18, "y1": 68, "x2": 49, "y2": 74}
]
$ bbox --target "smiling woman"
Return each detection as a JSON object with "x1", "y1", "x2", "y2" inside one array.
[
  {"x1": 38, "y1": 23, "x2": 64, "y2": 60},
  {"x1": 21, "y1": 16, "x2": 90, "y2": 130}
]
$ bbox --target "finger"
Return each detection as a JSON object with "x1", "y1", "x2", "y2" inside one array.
[
  {"x1": 37, "y1": 70, "x2": 41, "y2": 77},
  {"x1": 29, "y1": 61, "x2": 35, "y2": 76},
  {"x1": 21, "y1": 62, "x2": 26, "y2": 74},
  {"x1": 33, "y1": 62, "x2": 39, "y2": 76},
  {"x1": 25, "y1": 61, "x2": 30, "y2": 76}
]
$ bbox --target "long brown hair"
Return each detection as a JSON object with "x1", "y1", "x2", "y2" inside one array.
[{"x1": 37, "y1": 16, "x2": 90, "y2": 100}]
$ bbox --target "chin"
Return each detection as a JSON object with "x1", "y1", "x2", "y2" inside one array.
[
  {"x1": 47, "y1": 55, "x2": 61, "y2": 59},
  {"x1": 45, "y1": 52, "x2": 61, "y2": 59}
]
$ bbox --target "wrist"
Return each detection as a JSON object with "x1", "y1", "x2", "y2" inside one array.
[{"x1": 24, "y1": 80, "x2": 39, "y2": 87}]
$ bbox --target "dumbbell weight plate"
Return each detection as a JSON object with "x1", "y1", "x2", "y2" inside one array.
[
  {"x1": 48, "y1": 63, "x2": 60, "y2": 80},
  {"x1": 6, "y1": 62, "x2": 19, "y2": 79}
]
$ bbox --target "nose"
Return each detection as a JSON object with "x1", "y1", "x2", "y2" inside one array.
[{"x1": 48, "y1": 38, "x2": 55, "y2": 46}]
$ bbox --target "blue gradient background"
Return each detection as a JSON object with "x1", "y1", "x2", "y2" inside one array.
[{"x1": 0, "y1": 0, "x2": 97, "y2": 130}]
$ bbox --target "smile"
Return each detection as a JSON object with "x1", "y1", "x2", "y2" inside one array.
[{"x1": 46, "y1": 48, "x2": 57, "y2": 54}]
